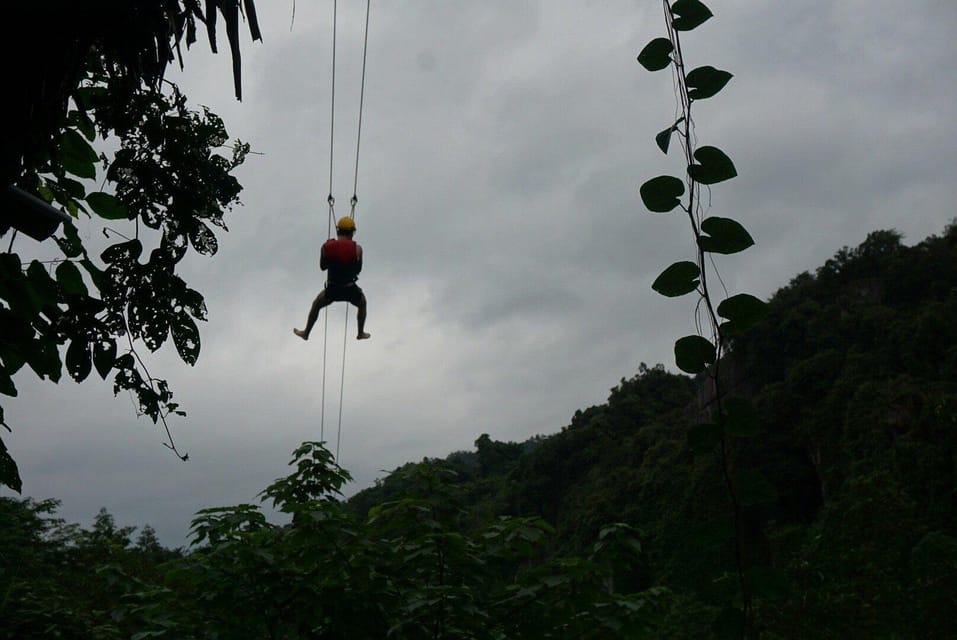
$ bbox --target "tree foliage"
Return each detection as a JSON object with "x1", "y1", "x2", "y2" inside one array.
[
  {"x1": 1, "y1": 444, "x2": 668, "y2": 639},
  {"x1": 0, "y1": 1, "x2": 261, "y2": 492}
]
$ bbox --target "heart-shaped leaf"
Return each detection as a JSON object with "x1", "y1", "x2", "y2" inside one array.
[
  {"x1": 699, "y1": 217, "x2": 753, "y2": 254},
  {"x1": 637, "y1": 37, "x2": 674, "y2": 71},
  {"x1": 652, "y1": 261, "x2": 700, "y2": 297},
  {"x1": 688, "y1": 146, "x2": 737, "y2": 185},
  {"x1": 671, "y1": 0, "x2": 713, "y2": 31},
  {"x1": 717, "y1": 293, "x2": 767, "y2": 334},
  {"x1": 640, "y1": 175, "x2": 685, "y2": 213},
  {"x1": 686, "y1": 65, "x2": 733, "y2": 100},
  {"x1": 675, "y1": 335, "x2": 716, "y2": 374}
]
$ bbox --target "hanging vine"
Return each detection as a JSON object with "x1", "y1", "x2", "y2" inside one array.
[{"x1": 638, "y1": 1, "x2": 778, "y2": 636}]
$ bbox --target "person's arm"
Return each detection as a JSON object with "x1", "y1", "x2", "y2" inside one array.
[
  {"x1": 355, "y1": 244, "x2": 363, "y2": 275},
  {"x1": 320, "y1": 244, "x2": 328, "y2": 271}
]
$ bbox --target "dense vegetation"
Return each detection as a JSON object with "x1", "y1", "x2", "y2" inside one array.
[{"x1": 2, "y1": 224, "x2": 955, "y2": 637}]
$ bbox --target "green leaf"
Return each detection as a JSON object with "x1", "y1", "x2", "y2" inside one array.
[
  {"x1": 68, "y1": 109, "x2": 96, "y2": 141},
  {"x1": 25, "y1": 339, "x2": 62, "y2": 383},
  {"x1": 189, "y1": 221, "x2": 219, "y2": 256},
  {"x1": 653, "y1": 115, "x2": 684, "y2": 160},
  {"x1": 735, "y1": 469, "x2": 778, "y2": 506},
  {"x1": 171, "y1": 312, "x2": 201, "y2": 365},
  {"x1": 640, "y1": 175, "x2": 685, "y2": 213},
  {"x1": 86, "y1": 192, "x2": 129, "y2": 220},
  {"x1": 655, "y1": 126, "x2": 675, "y2": 154},
  {"x1": 0, "y1": 435, "x2": 22, "y2": 493},
  {"x1": 686, "y1": 65, "x2": 733, "y2": 100},
  {"x1": 101, "y1": 239, "x2": 143, "y2": 264},
  {"x1": 717, "y1": 293, "x2": 767, "y2": 334},
  {"x1": 64, "y1": 128, "x2": 98, "y2": 162},
  {"x1": 93, "y1": 339, "x2": 118, "y2": 380},
  {"x1": 57, "y1": 176, "x2": 87, "y2": 200},
  {"x1": 699, "y1": 216, "x2": 754, "y2": 254},
  {"x1": 56, "y1": 261, "x2": 87, "y2": 296},
  {"x1": 61, "y1": 129, "x2": 98, "y2": 179},
  {"x1": 688, "y1": 146, "x2": 737, "y2": 185},
  {"x1": 26, "y1": 261, "x2": 59, "y2": 311},
  {"x1": 674, "y1": 335, "x2": 715, "y2": 374},
  {"x1": 672, "y1": 0, "x2": 713, "y2": 31},
  {"x1": 179, "y1": 286, "x2": 208, "y2": 321},
  {"x1": 66, "y1": 338, "x2": 92, "y2": 382},
  {"x1": 129, "y1": 294, "x2": 168, "y2": 352},
  {"x1": 652, "y1": 261, "x2": 700, "y2": 297},
  {"x1": 722, "y1": 397, "x2": 760, "y2": 437},
  {"x1": 36, "y1": 181, "x2": 54, "y2": 203},
  {"x1": 688, "y1": 422, "x2": 721, "y2": 454},
  {"x1": 637, "y1": 37, "x2": 674, "y2": 72},
  {"x1": 61, "y1": 156, "x2": 95, "y2": 180},
  {"x1": 56, "y1": 221, "x2": 85, "y2": 258}
]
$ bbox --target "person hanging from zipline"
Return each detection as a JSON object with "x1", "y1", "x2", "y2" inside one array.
[{"x1": 294, "y1": 216, "x2": 371, "y2": 341}]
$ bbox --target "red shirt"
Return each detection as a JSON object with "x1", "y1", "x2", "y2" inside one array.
[{"x1": 321, "y1": 238, "x2": 361, "y2": 285}]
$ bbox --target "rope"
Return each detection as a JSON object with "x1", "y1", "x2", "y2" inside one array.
[
  {"x1": 327, "y1": 0, "x2": 338, "y2": 206},
  {"x1": 318, "y1": 0, "x2": 372, "y2": 461},
  {"x1": 351, "y1": 0, "x2": 372, "y2": 207},
  {"x1": 320, "y1": 0, "x2": 339, "y2": 443},
  {"x1": 336, "y1": 307, "x2": 349, "y2": 460},
  {"x1": 336, "y1": 0, "x2": 371, "y2": 461}
]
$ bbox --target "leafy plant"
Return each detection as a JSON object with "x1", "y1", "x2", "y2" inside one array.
[
  {"x1": 1, "y1": 3, "x2": 261, "y2": 492},
  {"x1": 638, "y1": 1, "x2": 769, "y2": 635}
]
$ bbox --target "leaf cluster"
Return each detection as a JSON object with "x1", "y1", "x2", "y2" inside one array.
[{"x1": 1, "y1": 17, "x2": 253, "y2": 490}]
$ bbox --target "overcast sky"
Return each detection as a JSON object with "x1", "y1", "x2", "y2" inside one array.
[{"x1": 4, "y1": 0, "x2": 956, "y2": 546}]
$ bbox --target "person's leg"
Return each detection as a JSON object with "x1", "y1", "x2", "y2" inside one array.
[
  {"x1": 356, "y1": 292, "x2": 370, "y2": 340},
  {"x1": 294, "y1": 290, "x2": 330, "y2": 340}
]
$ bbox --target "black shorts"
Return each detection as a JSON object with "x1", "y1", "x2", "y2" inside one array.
[{"x1": 326, "y1": 282, "x2": 364, "y2": 306}]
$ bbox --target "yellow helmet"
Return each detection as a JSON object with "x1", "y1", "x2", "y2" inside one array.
[{"x1": 336, "y1": 216, "x2": 356, "y2": 232}]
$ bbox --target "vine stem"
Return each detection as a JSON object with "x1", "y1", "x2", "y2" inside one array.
[
  {"x1": 663, "y1": 0, "x2": 751, "y2": 631},
  {"x1": 123, "y1": 321, "x2": 188, "y2": 461}
]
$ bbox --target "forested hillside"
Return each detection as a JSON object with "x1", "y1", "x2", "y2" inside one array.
[
  {"x1": 349, "y1": 223, "x2": 957, "y2": 637},
  {"x1": 2, "y1": 224, "x2": 955, "y2": 638}
]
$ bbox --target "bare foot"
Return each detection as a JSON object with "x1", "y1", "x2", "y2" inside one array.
[
  {"x1": 357, "y1": 332, "x2": 371, "y2": 340},
  {"x1": 293, "y1": 328, "x2": 309, "y2": 340}
]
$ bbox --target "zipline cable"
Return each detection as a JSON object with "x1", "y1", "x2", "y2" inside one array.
[
  {"x1": 320, "y1": 0, "x2": 339, "y2": 443},
  {"x1": 336, "y1": 0, "x2": 372, "y2": 461},
  {"x1": 351, "y1": 0, "x2": 372, "y2": 210},
  {"x1": 316, "y1": 0, "x2": 372, "y2": 460},
  {"x1": 327, "y1": 0, "x2": 338, "y2": 207},
  {"x1": 336, "y1": 307, "x2": 348, "y2": 460}
]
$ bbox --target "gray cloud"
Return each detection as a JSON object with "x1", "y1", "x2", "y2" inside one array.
[{"x1": 3, "y1": 0, "x2": 956, "y2": 545}]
